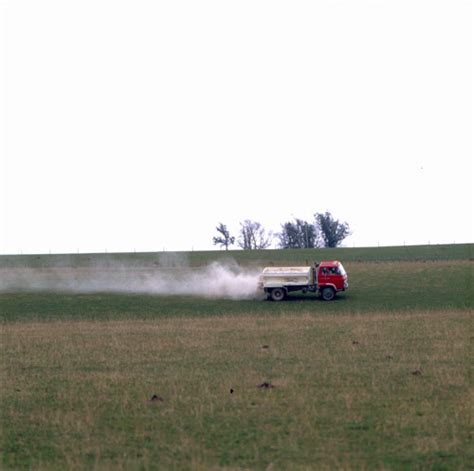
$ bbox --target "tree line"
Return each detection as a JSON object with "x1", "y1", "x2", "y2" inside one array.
[{"x1": 213, "y1": 212, "x2": 351, "y2": 250}]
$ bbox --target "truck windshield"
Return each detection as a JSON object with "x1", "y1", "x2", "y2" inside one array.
[{"x1": 338, "y1": 264, "x2": 346, "y2": 276}]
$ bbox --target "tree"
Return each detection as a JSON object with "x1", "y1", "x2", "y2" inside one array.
[
  {"x1": 212, "y1": 223, "x2": 235, "y2": 251},
  {"x1": 315, "y1": 212, "x2": 351, "y2": 248},
  {"x1": 237, "y1": 220, "x2": 272, "y2": 250},
  {"x1": 278, "y1": 218, "x2": 320, "y2": 249}
]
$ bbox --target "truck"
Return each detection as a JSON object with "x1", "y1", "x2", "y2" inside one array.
[{"x1": 258, "y1": 261, "x2": 348, "y2": 301}]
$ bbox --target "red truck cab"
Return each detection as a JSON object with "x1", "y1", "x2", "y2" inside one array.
[
  {"x1": 259, "y1": 261, "x2": 348, "y2": 301},
  {"x1": 316, "y1": 261, "x2": 348, "y2": 301}
]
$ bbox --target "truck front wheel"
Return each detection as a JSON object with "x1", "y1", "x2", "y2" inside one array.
[
  {"x1": 270, "y1": 288, "x2": 286, "y2": 302},
  {"x1": 321, "y1": 287, "x2": 335, "y2": 301}
]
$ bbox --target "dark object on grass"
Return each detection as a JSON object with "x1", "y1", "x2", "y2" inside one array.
[
  {"x1": 262, "y1": 345, "x2": 269, "y2": 349},
  {"x1": 230, "y1": 389, "x2": 234, "y2": 394},
  {"x1": 411, "y1": 369, "x2": 422, "y2": 376},
  {"x1": 352, "y1": 340, "x2": 359, "y2": 345},
  {"x1": 258, "y1": 382, "x2": 275, "y2": 389},
  {"x1": 150, "y1": 394, "x2": 164, "y2": 402},
  {"x1": 385, "y1": 355, "x2": 394, "y2": 360}
]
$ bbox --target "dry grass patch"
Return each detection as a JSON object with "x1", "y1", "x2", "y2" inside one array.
[{"x1": 1, "y1": 310, "x2": 473, "y2": 470}]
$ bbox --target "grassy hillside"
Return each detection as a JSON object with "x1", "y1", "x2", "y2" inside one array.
[
  {"x1": 0, "y1": 243, "x2": 472, "y2": 269},
  {"x1": 1, "y1": 244, "x2": 473, "y2": 470}
]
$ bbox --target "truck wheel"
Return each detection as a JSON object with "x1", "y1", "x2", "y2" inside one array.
[
  {"x1": 321, "y1": 287, "x2": 335, "y2": 301},
  {"x1": 270, "y1": 288, "x2": 286, "y2": 301}
]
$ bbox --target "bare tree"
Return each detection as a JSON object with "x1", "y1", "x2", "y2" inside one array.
[
  {"x1": 237, "y1": 220, "x2": 272, "y2": 250},
  {"x1": 212, "y1": 223, "x2": 235, "y2": 251}
]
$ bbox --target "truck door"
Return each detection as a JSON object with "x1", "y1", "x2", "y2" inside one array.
[
  {"x1": 320, "y1": 265, "x2": 343, "y2": 290},
  {"x1": 318, "y1": 266, "x2": 327, "y2": 286}
]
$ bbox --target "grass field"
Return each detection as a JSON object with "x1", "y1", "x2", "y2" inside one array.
[
  {"x1": 1, "y1": 244, "x2": 473, "y2": 470},
  {"x1": 1, "y1": 243, "x2": 472, "y2": 269}
]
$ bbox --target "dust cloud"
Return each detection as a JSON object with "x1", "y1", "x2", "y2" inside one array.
[{"x1": 0, "y1": 255, "x2": 262, "y2": 300}]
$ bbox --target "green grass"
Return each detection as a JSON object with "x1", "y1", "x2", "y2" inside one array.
[
  {"x1": 0, "y1": 244, "x2": 473, "y2": 470},
  {"x1": 1, "y1": 260, "x2": 472, "y2": 323}
]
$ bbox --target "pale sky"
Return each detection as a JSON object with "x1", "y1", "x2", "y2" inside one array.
[{"x1": 0, "y1": 0, "x2": 472, "y2": 254}]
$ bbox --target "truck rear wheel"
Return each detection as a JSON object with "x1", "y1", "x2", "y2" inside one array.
[
  {"x1": 270, "y1": 288, "x2": 286, "y2": 301},
  {"x1": 321, "y1": 287, "x2": 335, "y2": 301}
]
